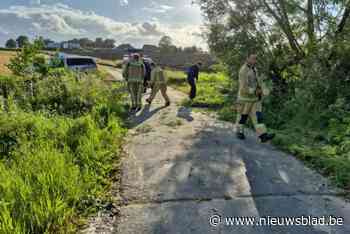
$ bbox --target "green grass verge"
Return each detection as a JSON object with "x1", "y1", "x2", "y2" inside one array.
[
  {"x1": 166, "y1": 69, "x2": 235, "y2": 111},
  {"x1": 0, "y1": 71, "x2": 128, "y2": 233},
  {"x1": 272, "y1": 123, "x2": 350, "y2": 189}
]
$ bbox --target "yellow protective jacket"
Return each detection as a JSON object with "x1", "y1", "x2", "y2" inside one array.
[
  {"x1": 237, "y1": 63, "x2": 270, "y2": 102},
  {"x1": 150, "y1": 66, "x2": 167, "y2": 85},
  {"x1": 123, "y1": 61, "x2": 145, "y2": 83}
]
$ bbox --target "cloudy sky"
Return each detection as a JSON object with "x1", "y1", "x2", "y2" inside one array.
[{"x1": 0, "y1": 0, "x2": 207, "y2": 48}]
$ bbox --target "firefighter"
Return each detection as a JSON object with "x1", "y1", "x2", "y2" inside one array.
[
  {"x1": 122, "y1": 53, "x2": 145, "y2": 112},
  {"x1": 140, "y1": 53, "x2": 152, "y2": 93},
  {"x1": 146, "y1": 63, "x2": 170, "y2": 106},
  {"x1": 236, "y1": 53, "x2": 275, "y2": 143}
]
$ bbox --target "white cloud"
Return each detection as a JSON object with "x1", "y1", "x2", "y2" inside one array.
[
  {"x1": 120, "y1": 0, "x2": 129, "y2": 7},
  {"x1": 142, "y1": 1, "x2": 174, "y2": 14},
  {"x1": 0, "y1": 3, "x2": 206, "y2": 49}
]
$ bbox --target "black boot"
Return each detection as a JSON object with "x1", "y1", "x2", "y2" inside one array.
[
  {"x1": 259, "y1": 133, "x2": 275, "y2": 143},
  {"x1": 130, "y1": 107, "x2": 137, "y2": 113},
  {"x1": 236, "y1": 132, "x2": 246, "y2": 140},
  {"x1": 136, "y1": 106, "x2": 142, "y2": 112}
]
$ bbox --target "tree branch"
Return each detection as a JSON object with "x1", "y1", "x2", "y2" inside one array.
[
  {"x1": 306, "y1": 0, "x2": 315, "y2": 44},
  {"x1": 278, "y1": 0, "x2": 305, "y2": 57},
  {"x1": 335, "y1": 0, "x2": 350, "y2": 36},
  {"x1": 285, "y1": 0, "x2": 307, "y2": 13}
]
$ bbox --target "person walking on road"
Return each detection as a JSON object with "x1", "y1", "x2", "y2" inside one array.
[
  {"x1": 187, "y1": 62, "x2": 202, "y2": 101},
  {"x1": 140, "y1": 53, "x2": 152, "y2": 93},
  {"x1": 146, "y1": 63, "x2": 170, "y2": 107},
  {"x1": 122, "y1": 53, "x2": 146, "y2": 112},
  {"x1": 236, "y1": 53, "x2": 275, "y2": 143}
]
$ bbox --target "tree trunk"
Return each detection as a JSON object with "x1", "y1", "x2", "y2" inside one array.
[
  {"x1": 306, "y1": 0, "x2": 315, "y2": 46},
  {"x1": 328, "y1": 1, "x2": 350, "y2": 61},
  {"x1": 335, "y1": 1, "x2": 350, "y2": 36}
]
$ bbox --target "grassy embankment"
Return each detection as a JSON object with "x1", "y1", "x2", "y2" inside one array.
[
  {"x1": 166, "y1": 68, "x2": 350, "y2": 193},
  {"x1": 0, "y1": 51, "x2": 129, "y2": 233}
]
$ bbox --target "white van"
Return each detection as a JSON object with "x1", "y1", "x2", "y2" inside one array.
[{"x1": 53, "y1": 53, "x2": 98, "y2": 72}]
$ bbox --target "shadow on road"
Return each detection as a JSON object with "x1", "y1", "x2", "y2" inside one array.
[
  {"x1": 177, "y1": 106, "x2": 194, "y2": 122},
  {"x1": 117, "y1": 89, "x2": 349, "y2": 234},
  {"x1": 128, "y1": 104, "x2": 168, "y2": 128},
  {"x1": 139, "y1": 121, "x2": 348, "y2": 234}
]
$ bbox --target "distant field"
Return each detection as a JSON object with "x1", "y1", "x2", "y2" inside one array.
[
  {"x1": 0, "y1": 51, "x2": 16, "y2": 75},
  {"x1": 165, "y1": 69, "x2": 189, "y2": 93}
]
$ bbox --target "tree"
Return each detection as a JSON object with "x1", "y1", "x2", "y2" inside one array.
[
  {"x1": 35, "y1": 36, "x2": 45, "y2": 49},
  {"x1": 104, "y1": 39, "x2": 116, "y2": 48},
  {"x1": 158, "y1": 36, "x2": 173, "y2": 49},
  {"x1": 159, "y1": 36, "x2": 179, "y2": 54},
  {"x1": 16, "y1": 35, "x2": 29, "y2": 48},
  {"x1": 5, "y1": 39, "x2": 16, "y2": 49},
  {"x1": 69, "y1": 38, "x2": 80, "y2": 44},
  {"x1": 43, "y1": 38, "x2": 54, "y2": 47},
  {"x1": 197, "y1": 0, "x2": 350, "y2": 130},
  {"x1": 95, "y1": 38, "x2": 104, "y2": 48},
  {"x1": 79, "y1": 38, "x2": 94, "y2": 48},
  {"x1": 199, "y1": 0, "x2": 350, "y2": 61},
  {"x1": 7, "y1": 39, "x2": 45, "y2": 76},
  {"x1": 184, "y1": 46, "x2": 199, "y2": 53}
]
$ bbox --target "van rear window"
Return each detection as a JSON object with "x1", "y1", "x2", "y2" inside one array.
[{"x1": 67, "y1": 58, "x2": 96, "y2": 66}]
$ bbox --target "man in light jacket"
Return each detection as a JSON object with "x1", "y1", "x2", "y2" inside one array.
[{"x1": 146, "y1": 63, "x2": 170, "y2": 107}]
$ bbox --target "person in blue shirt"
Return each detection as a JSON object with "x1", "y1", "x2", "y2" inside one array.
[{"x1": 187, "y1": 62, "x2": 202, "y2": 101}]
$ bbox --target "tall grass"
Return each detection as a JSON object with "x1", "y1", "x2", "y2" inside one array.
[{"x1": 0, "y1": 70, "x2": 128, "y2": 233}]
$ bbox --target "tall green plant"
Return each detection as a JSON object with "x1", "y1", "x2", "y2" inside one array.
[{"x1": 7, "y1": 39, "x2": 48, "y2": 77}]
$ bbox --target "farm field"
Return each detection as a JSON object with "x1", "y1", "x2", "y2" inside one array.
[{"x1": 0, "y1": 51, "x2": 16, "y2": 75}]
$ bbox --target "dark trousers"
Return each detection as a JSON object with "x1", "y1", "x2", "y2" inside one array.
[
  {"x1": 188, "y1": 77, "x2": 196, "y2": 100},
  {"x1": 143, "y1": 75, "x2": 151, "y2": 92}
]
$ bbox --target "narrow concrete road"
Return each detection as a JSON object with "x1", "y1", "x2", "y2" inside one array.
[{"x1": 115, "y1": 86, "x2": 350, "y2": 234}]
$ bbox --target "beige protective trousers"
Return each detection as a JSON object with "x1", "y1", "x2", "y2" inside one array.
[
  {"x1": 128, "y1": 82, "x2": 144, "y2": 108},
  {"x1": 236, "y1": 101, "x2": 267, "y2": 136},
  {"x1": 148, "y1": 84, "x2": 170, "y2": 103}
]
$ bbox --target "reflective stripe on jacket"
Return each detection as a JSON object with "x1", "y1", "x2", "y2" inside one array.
[{"x1": 123, "y1": 61, "x2": 145, "y2": 82}]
